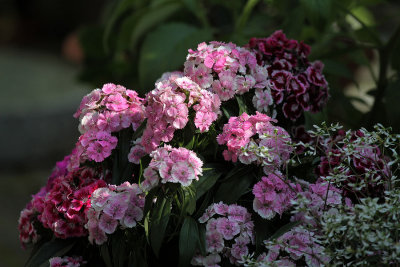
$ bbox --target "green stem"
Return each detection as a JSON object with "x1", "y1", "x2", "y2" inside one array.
[
  {"x1": 336, "y1": 3, "x2": 382, "y2": 47},
  {"x1": 235, "y1": 0, "x2": 260, "y2": 32},
  {"x1": 368, "y1": 23, "x2": 400, "y2": 127}
]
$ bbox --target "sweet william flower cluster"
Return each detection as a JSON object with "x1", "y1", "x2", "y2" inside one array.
[
  {"x1": 86, "y1": 182, "x2": 145, "y2": 245},
  {"x1": 19, "y1": 31, "x2": 399, "y2": 267}
]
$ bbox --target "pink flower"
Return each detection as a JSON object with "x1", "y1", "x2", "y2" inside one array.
[
  {"x1": 102, "y1": 195, "x2": 129, "y2": 220},
  {"x1": 216, "y1": 218, "x2": 240, "y2": 240},
  {"x1": 122, "y1": 206, "x2": 143, "y2": 228},
  {"x1": 252, "y1": 173, "x2": 297, "y2": 219},
  {"x1": 196, "y1": 203, "x2": 253, "y2": 265},
  {"x1": 171, "y1": 162, "x2": 195, "y2": 186},
  {"x1": 206, "y1": 231, "x2": 224, "y2": 253},
  {"x1": 128, "y1": 142, "x2": 146, "y2": 164},
  {"x1": 142, "y1": 146, "x2": 203, "y2": 189},
  {"x1": 105, "y1": 94, "x2": 130, "y2": 111}
]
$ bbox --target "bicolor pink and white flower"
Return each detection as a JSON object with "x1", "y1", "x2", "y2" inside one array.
[
  {"x1": 141, "y1": 145, "x2": 203, "y2": 190},
  {"x1": 141, "y1": 73, "x2": 221, "y2": 153},
  {"x1": 184, "y1": 41, "x2": 260, "y2": 101},
  {"x1": 217, "y1": 112, "x2": 293, "y2": 172},
  {"x1": 86, "y1": 182, "x2": 145, "y2": 245},
  {"x1": 194, "y1": 202, "x2": 254, "y2": 266}
]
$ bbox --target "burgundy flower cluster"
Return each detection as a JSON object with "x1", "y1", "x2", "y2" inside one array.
[
  {"x1": 248, "y1": 30, "x2": 329, "y2": 121},
  {"x1": 18, "y1": 155, "x2": 108, "y2": 245}
]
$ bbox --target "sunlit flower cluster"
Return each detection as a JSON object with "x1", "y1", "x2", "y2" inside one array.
[{"x1": 142, "y1": 145, "x2": 203, "y2": 190}]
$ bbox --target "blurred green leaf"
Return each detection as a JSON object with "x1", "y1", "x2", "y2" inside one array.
[
  {"x1": 182, "y1": 0, "x2": 209, "y2": 27},
  {"x1": 323, "y1": 59, "x2": 354, "y2": 80},
  {"x1": 130, "y1": 1, "x2": 182, "y2": 53},
  {"x1": 139, "y1": 22, "x2": 213, "y2": 92},
  {"x1": 300, "y1": 0, "x2": 332, "y2": 29},
  {"x1": 104, "y1": 0, "x2": 136, "y2": 52},
  {"x1": 179, "y1": 217, "x2": 199, "y2": 267},
  {"x1": 79, "y1": 26, "x2": 107, "y2": 59},
  {"x1": 150, "y1": 195, "x2": 172, "y2": 257}
]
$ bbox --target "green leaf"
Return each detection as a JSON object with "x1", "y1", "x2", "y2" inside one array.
[
  {"x1": 139, "y1": 22, "x2": 213, "y2": 92},
  {"x1": 193, "y1": 167, "x2": 222, "y2": 200},
  {"x1": 111, "y1": 231, "x2": 127, "y2": 267},
  {"x1": 300, "y1": 0, "x2": 332, "y2": 29},
  {"x1": 184, "y1": 135, "x2": 196, "y2": 150},
  {"x1": 25, "y1": 238, "x2": 75, "y2": 267},
  {"x1": 268, "y1": 221, "x2": 301, "y2": 241},
  {"x1": 130, "y1": 1, "x2": 182, "y2": 54},
  {"x1": 181, "y1": 185, "x2": 197, "y2": 215},
  {"x1": 103, "y1": 0, "x2": 135, "y2": 52},
  {"x1": 179, "y1": 217, "x2": 199, "y2": 267},
  {"x1": 100, "y1": 244, "x2": 113, "y2": 267},
  {"x1": 221, "y1": 106, "x2": 235, "y2": 119},
  {"x1": 215, "y1": 166, "x2": 255, "y2": 204},
  {"x1": 236, "y1": 95, "x2": 248, "y2": 115},
  {"x1": 150, "y1": 195, "x2": 172, "y2": 257},
  {"x1": 197, "y1": 224, "x2": 207, "y2": 256}
]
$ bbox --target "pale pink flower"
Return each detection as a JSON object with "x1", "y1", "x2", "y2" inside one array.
[{"x1": 216, "y1": 218, "x2": 240, "y2": 240}]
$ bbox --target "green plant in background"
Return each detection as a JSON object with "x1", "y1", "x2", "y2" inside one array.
[{"x1": 78, "y1": 0, "x2": 400, "y2": 131}]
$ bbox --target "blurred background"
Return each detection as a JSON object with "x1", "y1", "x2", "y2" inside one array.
[{"x1": 1, "y1": 0, "x2": 399, "y2": 266}]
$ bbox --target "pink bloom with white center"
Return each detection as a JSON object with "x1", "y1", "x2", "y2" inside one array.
[
  {"x1": 96, "y1": 111, "x2": 121, "y2": 132},
  {"x1": 206, "y1": 231, "x2": 224, "y2": 253},
  {"x1": 252, "y1": 88, "x2": 274, "y2": 113},
  {"x1": 142, "y1": 145, "x2": 203, "y2": 190},
  {"x1": 98, "y1": 213, "x2": 118, "y2": 234},
  {"x1": 74, "y1": 83, "x2": 145, "y2": 160},
  {"x1": 184, "y1": 41, "x2": 260, "y2": 102},
  {"x1": 171, "y1": 161, "x2": 195, "y2": 186},
  {"x1": 216, "y1": 217, "x2": 240, "y2": 240}
]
